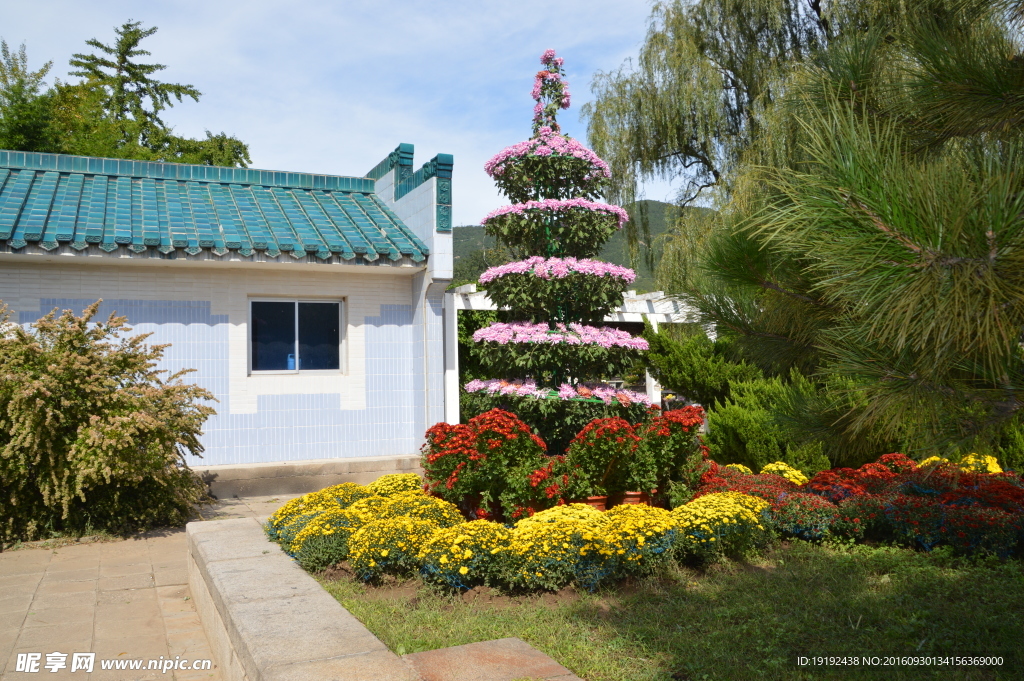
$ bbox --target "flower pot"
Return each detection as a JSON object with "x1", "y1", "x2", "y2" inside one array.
[
  {"x1": 582, "y1": 495, "x2": 608, "y2": 511},
  {"x1": 620, "y1": 491, "x2": 645, "y2": 505},
  {"x1": 639, "y1": 489, "x2": 660, "y2": 507}
]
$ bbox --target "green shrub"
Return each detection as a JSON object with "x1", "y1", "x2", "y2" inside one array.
[
  {"x1": 296, "y1": 533, "x2": 350, "y2": 572},
  {"x1": 0, "y1": 301, "x2": 215, "y2": 544}
]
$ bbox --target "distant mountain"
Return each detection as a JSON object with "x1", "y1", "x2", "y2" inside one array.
[{"x1": 452, "y1": 200, "x2": 686, "y2": 293}]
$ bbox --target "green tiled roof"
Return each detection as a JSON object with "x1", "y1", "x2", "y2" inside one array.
[{"x1": 0, "y1": 150, "x2": 428, "y2": 263}]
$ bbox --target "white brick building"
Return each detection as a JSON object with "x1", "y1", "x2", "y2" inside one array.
[{"x1": 0, "y1": 146, "x2": 454, "y2": 472}]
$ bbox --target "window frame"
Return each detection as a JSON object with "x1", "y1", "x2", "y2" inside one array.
[{"x1": 248, "y1": 297, "x2": 346, "y2": 375}]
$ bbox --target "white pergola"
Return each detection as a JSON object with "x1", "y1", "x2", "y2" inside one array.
[{"x1": 441, "y1": 284, "x2": 699, "y2": 424}]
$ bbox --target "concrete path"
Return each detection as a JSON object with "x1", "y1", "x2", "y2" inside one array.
[{"x1": 0, "y1": 495, "x2": 298, "y2": 681}]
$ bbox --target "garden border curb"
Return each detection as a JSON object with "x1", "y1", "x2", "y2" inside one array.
[
  {"x1": 188, "y1": 517, "x2": 584, "y2": 681},
  {"x1": 187, "y1": 517, "x2": 418, "y2": 681}
]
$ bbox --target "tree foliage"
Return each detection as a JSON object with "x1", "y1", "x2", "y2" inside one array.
[
  {"x1": 592, "y1": 0, "x2": 1024, "y2": 465},
  {"x1": 0, "y1": 22, "x2": 250, "y2": 166},
  {"x1": 0, "y1": 40, "x2": 55, "y2": 152}
]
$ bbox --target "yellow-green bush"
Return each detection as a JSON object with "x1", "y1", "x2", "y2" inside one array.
[
  {"x1": 418, "y1": 520, "x2": 510, "y2": 589},
  {"x1": 368, "y1": 473, "x2": 423, "y2": 497},
  {"x1": 759, "y1": 461, "x2": 808, "y2": 485},
  {"x1": 321, "y1": 482, "x2": 375, "y2": 507},
  {"x1": 919, "y1": 453, "x2": 1003, "y2": 474},
  {"x1": 349, "y1": 517, "x2": 439, "y2": 580},
  {"x1": 0, "y1": 302, "x2": 214, "y2": 543},
  {"x1": 672, "y1": 492, "x2": 770, "y2": 561}
]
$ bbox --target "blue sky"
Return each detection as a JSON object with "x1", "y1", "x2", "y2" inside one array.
[{"x1": 4, "y1": 1, "x2": 672, "y2": 225}]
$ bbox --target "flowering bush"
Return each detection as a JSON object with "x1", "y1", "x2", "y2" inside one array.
[
  {"x1": 465, "y1": 51, "x2": 646, "y2": 448},
  {"x1": 804, "y1": 468, "x2": 870, "y2": 504},
  {"x1": 672, "y1": 492, "x2": 770, "y2": 562},
  {"x1": 421, "y1": 409, "x2": 548, "y2": 520},
  {"x1": 348, "y1": 517, "x2": 439, "y2": 580},
  {"x1": 565, "y1": 417, "x2": 646, "y2": 496},
  {"x1": 481, "y1": 257, "x2": 635, "y2": 325},
  {"x1": 368, "y1": 473, "x2": 422, "y2": 497},
  {"x1": 289, "y1": 495, "x2": 389, "y2": 555},
  {"x1": 600, "y1": 504, "x2": 677, "y2": 575},
  {"x1": 464, "y1": 378, "x2": 651, "y2": 408},
  {"x1": 771, "y1": 492, "x2": 839, "y2": 540},
  {"x1": 876, "y1": 452, "x2": 918, "y2": 473},
  {"x1": 265, "y1": 483, "x2": 372, "y2": 547},
  {"x1": 640, "y1": 406, "x2": 707, "y2": 504},
  {"x1": 292, "y1": 507, "x2": 365, "y2": 568},
  {"x1": 695, "y1": 461, "x2": 798, "y2": 504},
  {"x1": 801, "y1": 453, "x2": 1024, "y2": 556},
  {"x1": 418, "y1": 520, "x2": 511, "y2": 590},
  {"x1": 381, "y1": 491, "x2": 464, "y2": 528},
  {"x1": 759, "y1": 461, "x2": 809, "y2": 485},
  {"x1": 505, "y1": 505, "x2": 611, "y2": 591},
  {"x1": 472, "y1": 322, "x2": 648, "y2": 350},
  {"x1": 486, "y1": 130, "x2": 609, "y2": 187},
  {"x1": 726, "y1": 463, "x2": 753, "y2": 475},
  {"x1": 919, "y1": 453, "x2": 1002, "y2": 473},
  {"x1": 832, "y1": 494, "x2": 890, "y2": 541},
  {"x1": 483, "y1": 199, "x2": 629, "y2": 231},
  {"x1": 516, "y1": 502, "x2": 605, "y2": 528},
  {"x1": 479, "y1": 257, "x2": 635, "y2": 284},
  {"x1": 459, "y1": 391, "x2": 653, "y2": 459}
]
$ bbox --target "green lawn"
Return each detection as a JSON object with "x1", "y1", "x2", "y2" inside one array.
[{"x1": 320, "y1": 541, "x2": 1024, "y2": 681}]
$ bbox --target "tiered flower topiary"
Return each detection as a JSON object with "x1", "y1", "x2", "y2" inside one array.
[{"x1": 464, "y1": 49, "x2": 650, "y2": 454}]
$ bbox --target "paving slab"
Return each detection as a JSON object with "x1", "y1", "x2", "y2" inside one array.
[
  {"x1": 0, "y1": 492, "x2": 298, "y2": 681},
  {"x1": 1, "y1": 490, "x2": 588, "y2": 681},
  {"x1": 403, "y1": 638, "x2": 583, "y2": 681}
]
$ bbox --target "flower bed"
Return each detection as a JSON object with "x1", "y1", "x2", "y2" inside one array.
[
  {"x1": 267, "y1": 473, "x2": 762, "y2": 592},
  {"x1": 269, "y1": 437, "x2": 1024, "y2": 600}
]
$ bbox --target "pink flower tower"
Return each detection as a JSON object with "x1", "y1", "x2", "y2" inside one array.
[{"x1": 463, "y1": 49, "x2": 651, "y2": 453}]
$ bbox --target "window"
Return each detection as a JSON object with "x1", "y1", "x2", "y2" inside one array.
[{"x1": 251, "y1": 300, "x2": 342, "y2": 372}]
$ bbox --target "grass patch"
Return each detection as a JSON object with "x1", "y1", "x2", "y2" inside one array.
[{"x1": 319, "y1": 541, "x2": 1024, "y2": 680}]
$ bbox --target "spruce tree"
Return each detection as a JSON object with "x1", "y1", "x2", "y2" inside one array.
[{"x1": 463, "y1": 50, "x2": 651, "y2": 453}]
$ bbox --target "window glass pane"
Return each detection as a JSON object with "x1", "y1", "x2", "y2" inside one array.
[
  {"x1": 252, "y1": 302, "x2": 295, "y2": 371},
  {"x1": 298, "y1": 302, "x2": 340, "y2": 370}
]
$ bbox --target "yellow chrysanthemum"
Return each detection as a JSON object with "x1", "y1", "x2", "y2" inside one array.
[
  {"x1": 759, "y1": 461, "x2": 808, "y2": 485},
  {"x1": 368, "y1": 473, "x2": 423, "y2": 497}
]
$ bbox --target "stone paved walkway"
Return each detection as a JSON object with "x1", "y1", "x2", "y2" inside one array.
[{"x1": 0, "y1": 495, "x2": 299, "y2": 681}]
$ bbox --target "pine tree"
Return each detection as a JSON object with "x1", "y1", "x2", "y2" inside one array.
[{"x1": 462, "y1": 51, "x2": 652, "y2": 453}]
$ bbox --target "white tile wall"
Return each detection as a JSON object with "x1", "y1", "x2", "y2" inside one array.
[{"x1": 0, "y1": 257, "x2": 431, "y2": 465}]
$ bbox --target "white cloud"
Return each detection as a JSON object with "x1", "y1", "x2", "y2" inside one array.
[{"x1": 5, "y1": 0, "x2": 656, "y2": 224}]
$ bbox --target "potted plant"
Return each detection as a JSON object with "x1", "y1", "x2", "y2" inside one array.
[
  {"x1": 637, "y1": 406, "x2": 707, "y2": 507},
  {"x1": 421, "y1": 409, "x2": 548, "y2": 521},
  {"x1": 565, "y1": 417, "x2": 643, "y2": 507}
]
